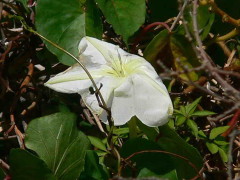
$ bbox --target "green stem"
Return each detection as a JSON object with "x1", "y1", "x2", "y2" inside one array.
[{"x1": 128, "y1": 117, "x2": 138, "y2": 139}]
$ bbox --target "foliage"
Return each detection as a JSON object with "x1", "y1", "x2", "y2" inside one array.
[{"x1": 1, "y1": 0, "x2": 240, "y2": 179}]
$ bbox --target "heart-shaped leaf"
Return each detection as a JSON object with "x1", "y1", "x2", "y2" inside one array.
[
  {"x1": 36, "y1": 0, "x2": 103, "y2": 65},
  {"x1": 9, "y1": 149, "x2": 55, "y2": 180},
  {"x1": 95, "y1": 0, "x2": 146, "y2": 43},
  {"x1": 25, "y1": 112, "x2": 90, "y2": 180}
]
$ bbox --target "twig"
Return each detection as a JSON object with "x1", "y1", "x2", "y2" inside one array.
[
  {"x1": 205, "y1": 0, "x2": 240, "y2": 27},
  {"x1": 0, "y1": 159, "x2": 9, "y2": 171},
  {"x1": 170, "y1": 0, "x2": 188, "y2": 31},
  {"x1": 228, "y1": 130, "x2": 240, "y2": 180},
  {"x1": 20, "y1": 63, "x2": 34, "y2": 93}
]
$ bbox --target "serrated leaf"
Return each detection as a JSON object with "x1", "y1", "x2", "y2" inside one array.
[
  {"x1": 185, "y1": 97, "x2": 202, "y2": 115},
  {"x1": 88, "y1": 136, "x2": 107, "y2": 152},
  {"x1": 206, "y1": 142, "x2": 219, "y2": 154},
  {"x1": 25, "y1": 112, "x2": 90, "y2": 180},
  {"x1": 192, "y1": 110, "x2": 216, "y2": 116},
  {"x1": 175, "y1": 115, "x2": 187, "y2": 126},
  {"x1": 9, "y1": 149, "x2": 55, "y2": 180},
  {"x1": 218, "y1": 148, "x2": 228, "y2": 163},
  {"x1": 36, "y1": 0, "x2": 103, "y2": 65},
  {"x1": 187, "y1": 119, "x2": 198, "y2": 137},
  {"x1": 95, "y1": 0, "x2": 146, "y2": 43},
  {"x1": 209, "y1": 126, "x2": 230, "y2": 140}
]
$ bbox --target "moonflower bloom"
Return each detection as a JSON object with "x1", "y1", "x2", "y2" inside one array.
[{"x1": 45, "y1": 37, "x2": 173, "y2": 127}]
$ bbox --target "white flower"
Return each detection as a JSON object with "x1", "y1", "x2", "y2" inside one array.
[{"x1": 45, "y1": 37, "x2": 173, "y2": 127}]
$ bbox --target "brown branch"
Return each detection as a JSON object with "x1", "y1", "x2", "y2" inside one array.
[
  {"x1": 205, "y1": 0, "x2": 240, "y2": 27},
  {"x1": 20, "y1": 63, "x2": 34, "y2": 94}
]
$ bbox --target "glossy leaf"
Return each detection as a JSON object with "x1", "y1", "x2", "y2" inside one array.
[
  {"x1": 95, "y1": 0, "x2": 146, "y2": 43},
  {"x1": 25, "y1": 112, "x2": 90, "y2": 180},
  {"x1": 206, "y1": 142, "x2": 219, "y2": 154},
  {"x1": 209, "y1": 126, "x2": 230, "y2": 140},
  {"x1": 36, "y1": 0, "x2": 103, "y2": 65},
  {"x1": 79, "y1": 150, "x2": 108, "y2": 180},
  {"x1": 9, "y1": 149, "x2": 55, "y2": 180}
]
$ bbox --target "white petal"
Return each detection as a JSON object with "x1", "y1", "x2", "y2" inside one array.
[
  {"x1": 81, "y1": 76, "x2": 122, "y2": 119},
  {"x1": 132, "y1": 74, "x2": 173, "y2": 127},
  {"x1": 44, "y1": 64, "x2": 104, "y2": 94},
  {"x1": 111, "y1": 77, "x2": 135, "y2": 126},
  {"x1": 79, "y1": 37, "x2": 132, "y2": 67},
  {"x1": 125, "y1": 55, "x2": 169, "y2": 96}
]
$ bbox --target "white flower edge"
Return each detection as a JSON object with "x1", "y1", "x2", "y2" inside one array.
[{"x1": 45, "y1": 36, "x2": 173, "y2": 127}]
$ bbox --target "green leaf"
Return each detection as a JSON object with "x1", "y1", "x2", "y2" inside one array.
[
  {"x1": 175, "y1": 115, "x2": 187, "y2": 126},
  {"x1": 170, "y1": 34, "x2": 200, "y2": 81},
  {"x1": 120, "y1": 138, "x2": 175, "y2": 177},
  {"x1": 218, "y1": 148, "x2": 228, "y2": 163},
  {"x1": 187, "y1": 119, "x2": 198, "y2": 137},
  {"x1": 9, "y1": 149, "x2": 55, "y2": 180},
  {"x1": 184, "y1": 5, "x2": 215, "y2": 40},
  {"x1": 138, "y1": 123, "x2": 203, "y2": 179},
  {"x1": 88, "y1": 136, "x2": 107, "y2": 152},
  {"x1": 157, "y1": 125, "x2": 203, "y2": 179},
  {"x1": 206, "y1": 142, "x2": 219, "y2": 154},
  {"x1": 138, "y1": 168, "x2": 178, "y2": 180},
  {"x1": 25, "y1": 112, "x2": 90, "y2": 180},
  {"x1": 79, "y1": 150, "x2": 108, "y2": 180},
  {"x1": 209, "y1": 126, "x2": 230, "y2": 140},
  {"x1": 192, "y1": 110, "x2": 216, "y2": 116},
  {"x1": 95, "y1": 0, "x2": 146, "y2": 43},
  {"x1": 214, "y1": 136, "x2": 229, "y2": 146},
  {"x1": 185, "y1": 97, "x2": 202, "y2": 115},
  {"x1": 113, "y1": 127, "x2": 129, "y2": 136},
  {"x1": 36, "y1": 0, "x2": 103, "y2": 65},
  {"x1": 198, "y1": 130, "x2": 207, "y2": 139},
  {"x1": 144, "y1": 29, "x2": 170, "y2": 64}
]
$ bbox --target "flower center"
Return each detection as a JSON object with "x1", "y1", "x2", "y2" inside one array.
[{"x1": 104, "y1": 48, "x2": 142, "y2": 78}]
